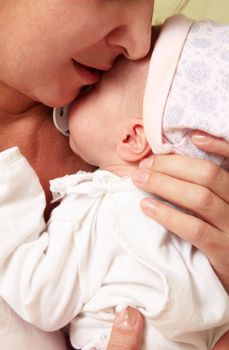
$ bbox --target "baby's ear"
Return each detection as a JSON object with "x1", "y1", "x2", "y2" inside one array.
[{"x1": 116, "y1": 120, "x2": 151, "y2": 162}]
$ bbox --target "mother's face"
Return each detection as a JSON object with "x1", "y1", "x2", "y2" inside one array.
[{"x1": 0, "y1": 0, "x2": 153, "y2": 107}]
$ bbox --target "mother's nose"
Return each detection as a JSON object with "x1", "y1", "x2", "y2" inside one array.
[{"x1": 107, "y1": 0, "x2": 154, "y2": 60}]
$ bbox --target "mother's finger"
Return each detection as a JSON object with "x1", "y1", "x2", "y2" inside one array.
[
  {"x1": 141, "y1": 197, "x2": 228, "y2": 262},
  {"x1": 140, "y1": 198, "x2": 229, "y2": 293},
  {"x1": 138, "y1": 154, "x2": 229, "y2": 202},
  {"x1": 132, "y1": 169, "x2": 229, "y2": 232},
  {"x1": 192, "y1": 132, "x2": 229, "y2": 157},
  {"x1": 107, "y1": 308, "x2": 144, "y2": 350}
]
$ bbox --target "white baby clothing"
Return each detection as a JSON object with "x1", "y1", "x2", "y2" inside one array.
[
  {"x1": 143, "y1": 15, "x2": 229, "y2": 169},
  {"x1": 0, "y1": 147, "x2": 228, "y2": 350}
]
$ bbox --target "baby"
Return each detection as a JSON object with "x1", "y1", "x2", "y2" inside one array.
[{"x1": 0, "y1": 15, "x2": 229, "y2": 350}]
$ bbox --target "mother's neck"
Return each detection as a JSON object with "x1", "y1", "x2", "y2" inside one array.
[
  {"x1": 0, "y1": 81, "x2": 51, "y2": 155},
  {"x1": 0, "y1": 81, "x2": 95, "y2": 219}
]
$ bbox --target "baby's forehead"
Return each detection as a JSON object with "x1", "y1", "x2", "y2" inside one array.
[
  {"x1": 112, "y1": 56, "x2": 141, "y2": 79},
  {"x1": 101, "y1": 55, "x2": 149, "y2": 89}
]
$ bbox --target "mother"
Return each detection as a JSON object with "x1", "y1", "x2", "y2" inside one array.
[{"x1": 0, "y1": 1, "x2": 228, "y2": 350}]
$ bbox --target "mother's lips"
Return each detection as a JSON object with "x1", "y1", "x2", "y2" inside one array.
[{"x1": 72, "y1": 59, "x2": 102, "y2": 84}]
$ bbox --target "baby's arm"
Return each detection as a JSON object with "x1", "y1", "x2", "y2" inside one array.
[
  {"x1": 212, "y1": 331, "x2": 229, "y2": 350},
  {"x1": 0, "y1": 147, "x2": 83, "y2": 330}
]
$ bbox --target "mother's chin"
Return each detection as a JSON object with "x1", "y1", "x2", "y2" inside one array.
[{"x1": 33, "y1": 85, "x2": 82, "y2": 108}]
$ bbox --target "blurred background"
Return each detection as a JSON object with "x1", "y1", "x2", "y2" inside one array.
[{"x1": 153, "y1": 0, "x2": 229, "y2": 24}]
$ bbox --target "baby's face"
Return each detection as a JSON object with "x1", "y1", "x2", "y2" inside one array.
[{"x1": 69, "y1": 56, "x2": 147, "y2": 167}]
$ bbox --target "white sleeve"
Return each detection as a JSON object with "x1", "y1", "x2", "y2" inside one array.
[{"x1": 0, "y1": 147, "x2": 83, "y2": 331}]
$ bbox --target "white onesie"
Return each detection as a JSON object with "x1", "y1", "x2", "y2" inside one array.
[{"x1": 0, "y1": 147, "x2": 228, "y2": 350}]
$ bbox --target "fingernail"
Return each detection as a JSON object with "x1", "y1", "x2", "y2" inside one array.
[
  {"x1": 142, "y1": 199, "x2": 157, "y2": 212},
  {"x1": 115, "y1": 308, "x2": 139, "y2": 329},
  {"x1": 192, "y1": 132, "x2": 212, "y2": 144},
  {"x1": 139, "y1": 157, "x2": 154, "y2": 169},
  {"x1": 132, "y1": 170, "x2": 150, "y2": 183}
]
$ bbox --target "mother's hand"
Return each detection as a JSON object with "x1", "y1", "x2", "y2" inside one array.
[
  {"x1": 132, "y1": 132, "x2": 229, "y2": 293},
  {"x1": 107, "y1": 308, "x2": 144, "y2": 350}
]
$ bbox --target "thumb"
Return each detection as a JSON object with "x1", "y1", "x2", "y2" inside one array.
[{"x1": 107, "y1": 307, "x2": 144, "y2": 350}]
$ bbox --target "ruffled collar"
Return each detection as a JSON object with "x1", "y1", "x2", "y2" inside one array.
[{"x1": 49, "y1": 170, "x2": 135, "y2": 203}]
